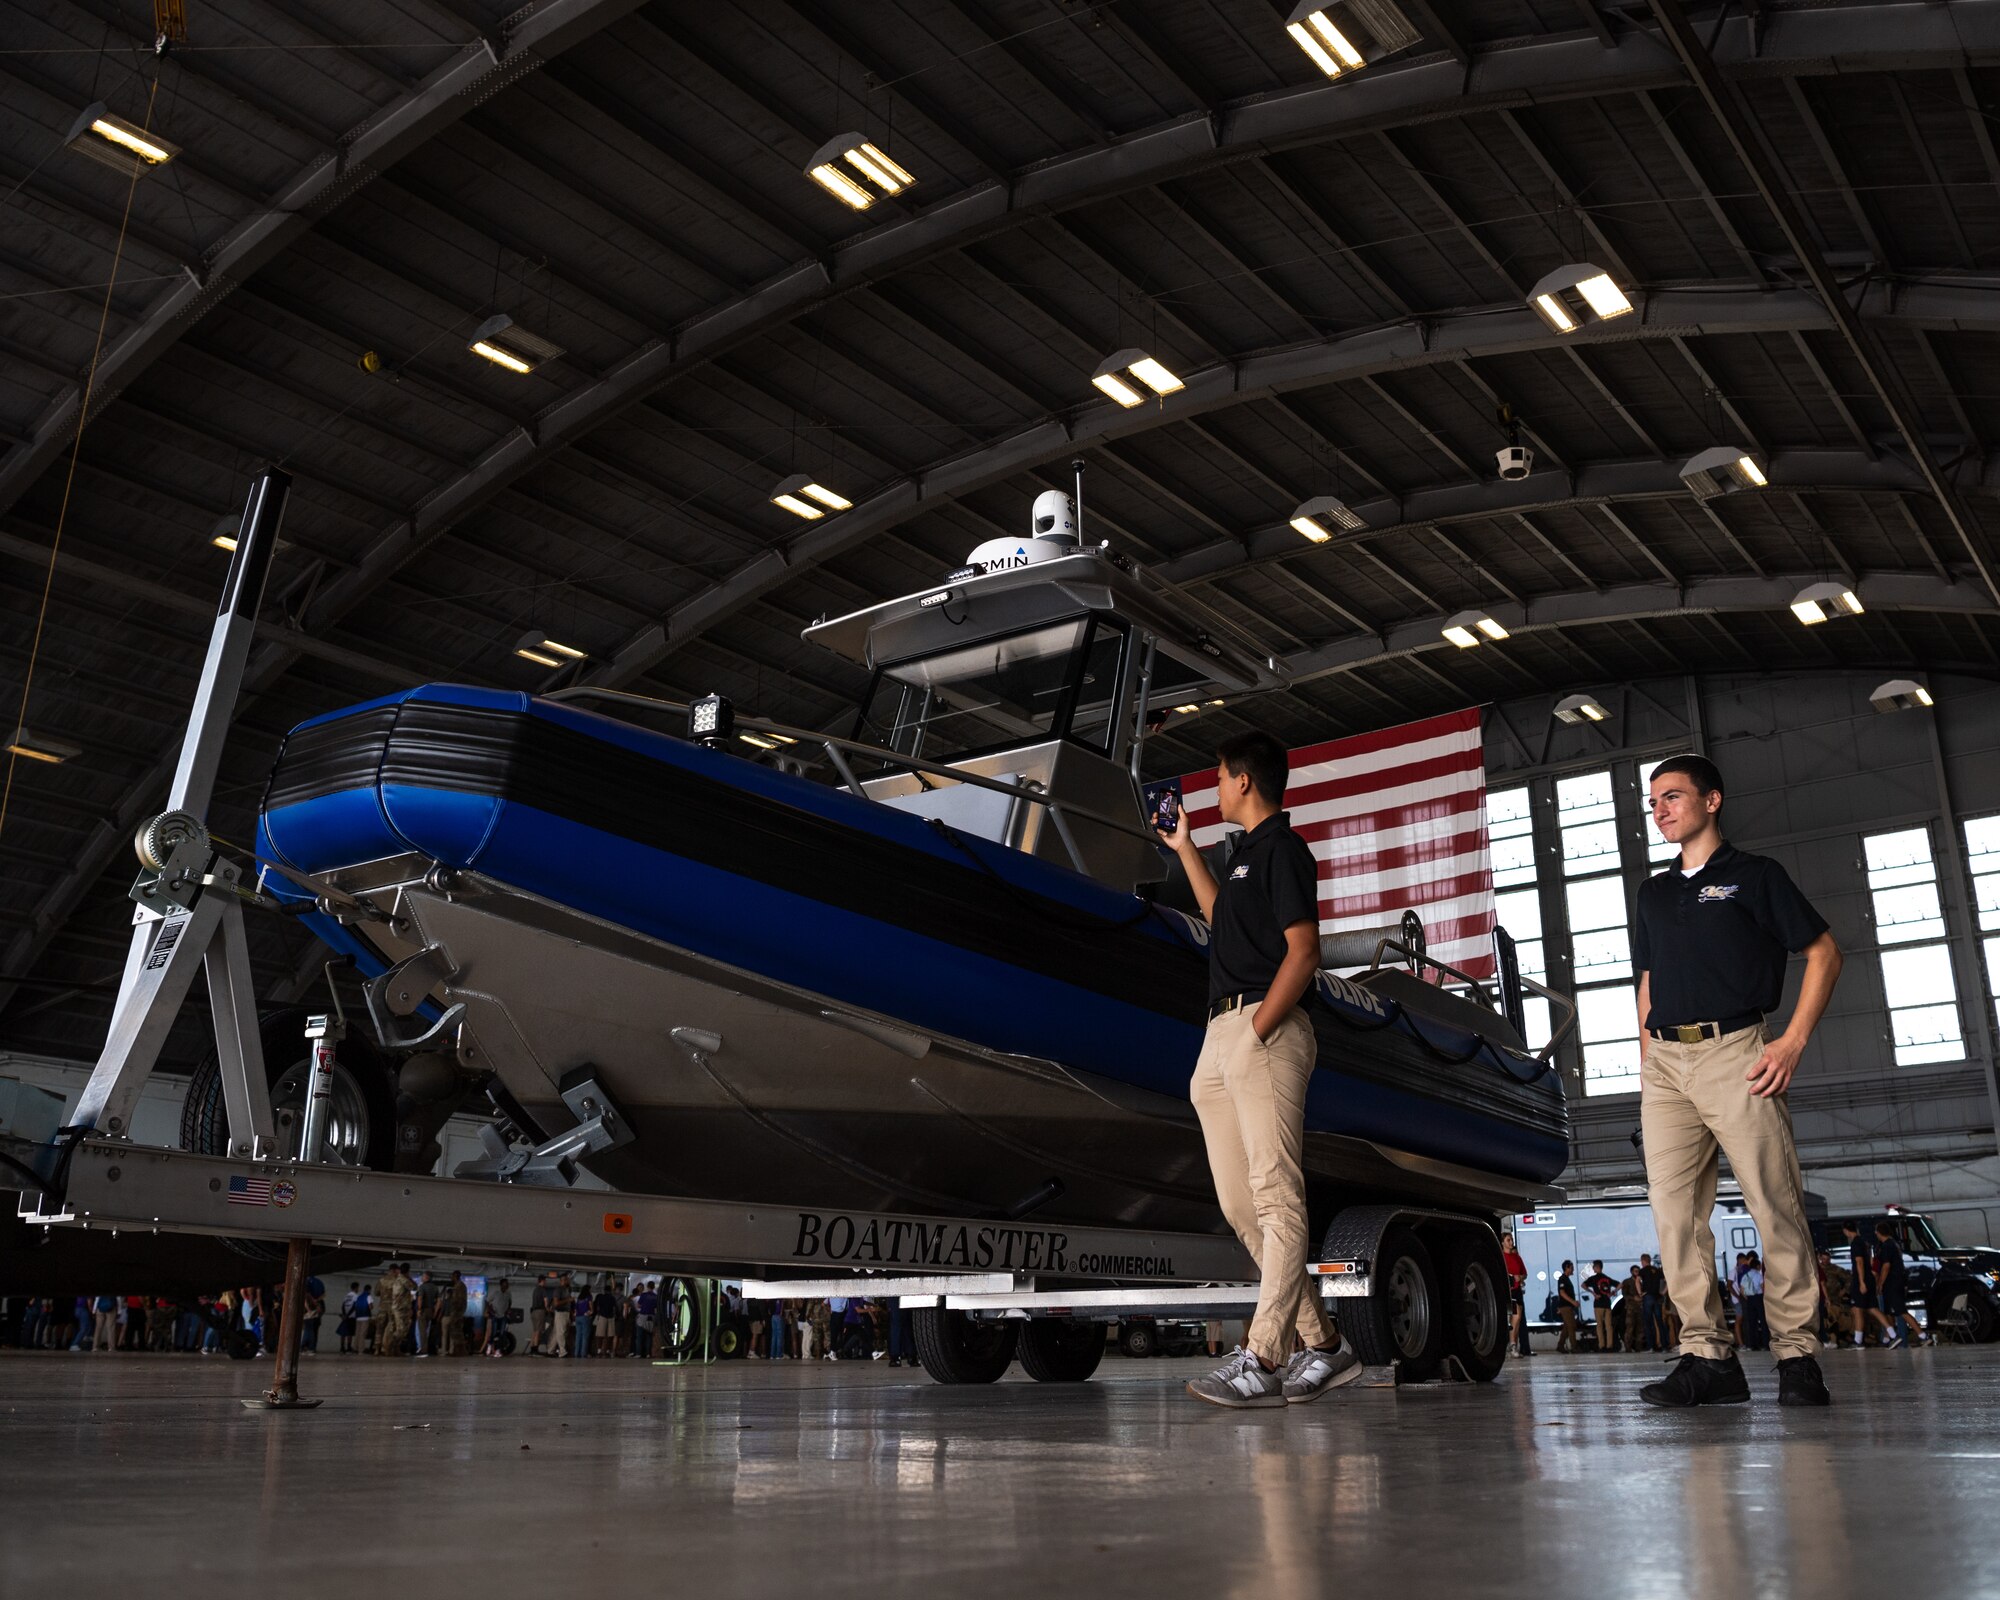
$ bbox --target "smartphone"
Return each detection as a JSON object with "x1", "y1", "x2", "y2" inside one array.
[{"x1": 1145, "y1": 779, "x2": 1183, "y2": 833}]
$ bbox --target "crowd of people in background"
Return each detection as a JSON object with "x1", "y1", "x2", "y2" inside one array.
[
  {"x1": 8, "y1": 1217, "x2": 1947, "y2": 1363},
  {"x1": 4, "y1": 1274, "x2": 922, "y2": 1364},
  {"x1": 732, "y1": 1290, "x2": 918, "y2": 1365},
  {"x1": 1499, "y1": 1225, "x2": 1937, "y2": 1356}
]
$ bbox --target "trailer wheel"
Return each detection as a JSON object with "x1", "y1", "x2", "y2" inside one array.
[
  {"x1": 1438, "y1": 1230, "x2": 1509, "y2": 1382},
  {"x1": 1117, "y1": 1320, "x2": 1158, "y2": 1358},
  {"x1": 1018, "y1": 1319, "x2": 1104, "y2": 1383},
  {"x1": 1344, "y1": 1226, "x2": 1446, "y2": 1378},
  {"x1": 912, "y1": 1307, "x2": 1016, "y2": 1384},
  {"x1": 714, "y1": 1319, "x2": 748, "y2": 1359},
  {"x1": 658, "y1": 1277, "x2": 705, "y2": 1359}
]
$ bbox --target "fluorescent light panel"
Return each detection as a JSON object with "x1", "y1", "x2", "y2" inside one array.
[
  {"x1": 1443, "y1": 608, "x2": 1505, "y2": 648},
  {"x1": 1553, "y1": 693, "x2": 1609, "y2": 725},
  {"x1": 7, "y1": 725, "x2": 80, "y2": 763},
  {"x1": 1092, "y1": 372, "x2": 1145, "y2": 408},
  {"x1": 66, "y1": 102, "x2": 179, "y2": 176},
  {"x1": 1289, "y1": 495, "x2": 1365, "y2": 542},
  {"x1": 1679, "y1": 444, "x2": 1769, "y2": 501},
  {"x1": 468, "y1": 313, "x2": 562, "y2": 375},
  {"x1": 808, "y1": 133, "x2": 915, "y2": 209},
  {"x1": 772, "y1": 474, "x2": 849, "y2": 519},
  {"x1": 809, "y1": 162, "x2": 875, "y2": 209},
  {"x1": 1527, "y1": 263, "x2": 1634, "y2": 334},
  {"x1": 1283, "y1": 0, "x2": 1417, "y2": 77},
  {"x1": 1791, "y1": 581, "x2": 1862, "y2": 625},
  {"x1": 1093, "y1": 349, "x2": 1182, "y2": 406},
  {"x1": 1870, "y1": 678, "x2": 1933, "y2": 713}
]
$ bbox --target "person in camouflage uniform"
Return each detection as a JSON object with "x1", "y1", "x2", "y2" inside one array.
[
  {"x1": 374, "y1": 1263, "x2": 414, "y2": 1356},
  {"x1": 440, "y1": 1271, "x2": 468, "y2": 1356}
]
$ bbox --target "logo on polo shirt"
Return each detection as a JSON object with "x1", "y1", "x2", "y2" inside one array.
[
  {"x1": 1697, "y1": 884, "x2": 1739, "y2": 902},
  {"x1": 1229, "y1": 864, "x2": 1250, "y2": 879}
]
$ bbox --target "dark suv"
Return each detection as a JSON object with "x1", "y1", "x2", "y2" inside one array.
[{"x1": 1813, "y1": 1209, "x2": 2000, "y2": 1343}]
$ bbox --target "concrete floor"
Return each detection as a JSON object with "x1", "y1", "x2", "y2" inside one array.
[{"x1": 4, "y1": 1346, "x2": 1998, "y2": 1596}]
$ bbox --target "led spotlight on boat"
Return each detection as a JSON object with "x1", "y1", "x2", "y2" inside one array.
[{"x1": 689, "y1": 692, "x2": 735, "y2": 746}]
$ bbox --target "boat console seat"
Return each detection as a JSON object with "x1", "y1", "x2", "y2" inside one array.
[{"x1": 1355, "y1": 967, "x2": 1529, "y2": 1055}]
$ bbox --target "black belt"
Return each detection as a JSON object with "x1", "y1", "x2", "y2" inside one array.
[
  {"x1": 1646, "y1": 1011, "x2": 1762, "y2": 1044},
  {"x1": 1208, "y1": 990, "x2": 1267, "y2": 1021}
]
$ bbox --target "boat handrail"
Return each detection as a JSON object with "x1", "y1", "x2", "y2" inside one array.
[
  {"x1": 1366, "y1": 937, "x2": 1579, "y2": 1066},
  {"x1": 545, "y1": 686, "x2": 1169, "y2": 877}
]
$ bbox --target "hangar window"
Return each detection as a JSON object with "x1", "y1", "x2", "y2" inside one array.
[
  {"x1": 1557, "y1": 768, "x2": 1639, "y2": 1095},
  {"x1": 1963, "y1": 814, "x2": 2000, "y2": 1036},
  {"x1": 1487, "y1": 785, "x2": 1551, "y2": 1053},
  {"x1": 1864, "y1": 825, "x2": 1964, "y2": 1066}
]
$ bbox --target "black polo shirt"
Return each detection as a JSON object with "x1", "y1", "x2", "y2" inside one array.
[
  {"x1": 1872, "y1": 1237, "x2": 1906, "y2": 1296},
  {"x1": 1633, "y1": 842, "x2": 1827, "y2": 1029},
  {"x1": 1207, "y1": 811, "x2": 1320, "y2": 1005}
]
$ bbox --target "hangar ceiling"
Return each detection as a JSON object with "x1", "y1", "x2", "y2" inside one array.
[{"x1": 4, "y1": 0, "x2": 2000, "y2": 1062}]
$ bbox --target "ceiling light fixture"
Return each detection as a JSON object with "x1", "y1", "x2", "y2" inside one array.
[
  {"x1": 66, "y1": 102, "x2": 179, "y2": 176},
  {"x1": 1680, "y1": 445, "x2": 1768, "y2": 501},
  {"x1": 514, "y1": 630, "x2": 586, "y2": 668},
  {"x1": 1172, "y1": 703, "x2": 1201, "y2": 715},
  {"x1": 1553, "y1": 693, "x2": 1610, "y2": 725},
  {"x1": 1288, "y1": 494, "x2": 1367, "y2": 542},
  {"x1": 468, "y1": 313, "x2": 563, "y2": 375},
  {"x1": 1092, "y1": 349, "x2": 1184, "y2": 408},
  {"x1": 6, "y1": 726, "x2": 81, "y2": 764},
  {"x1": 806, "y1": 133, "x2": 915, "y2": 210},
  {"x1": 1442, "y1": 608, "x2": 1508, "y2": 648},
  {"x1": 738, "y1": 732, "x2": 780, "y2": 751},
  {"x1": 1870, "y1": 678, "x2": 1934, "y2": 714},
  {"x1": 1527, "y1": 263, "x2": 1635, "y2": 334},
  {"x1": 1790, "y1": 581, "x2": 1864, "y2": 626},
  {"x1": 771, "y1": 474, "x2": 852, "y2": 519},
  {"x1": 1283, "y1": 0, "x2": 1421, "y2": 79}
]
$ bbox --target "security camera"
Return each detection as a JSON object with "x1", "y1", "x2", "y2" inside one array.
[
  {"x1": 1030, "y1": 488, "x2": 1078, "y2": 542},
  {"x1": 1497, "y1": 445, "x2": 1534, "y2": 481}
]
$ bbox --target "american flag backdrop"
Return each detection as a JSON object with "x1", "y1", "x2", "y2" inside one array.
[{"x1": 1178, "y1": 706, "x2": 1499, "y2": 979}]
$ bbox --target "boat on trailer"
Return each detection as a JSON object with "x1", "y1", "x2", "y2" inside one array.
[{"x1": 254, "y1": 487, "x2": 1571, "y2": 1260}]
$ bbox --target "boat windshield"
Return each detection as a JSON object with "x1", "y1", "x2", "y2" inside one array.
[{"x1": 855, "y1": 616, "x2": 1125, "y2": 761}]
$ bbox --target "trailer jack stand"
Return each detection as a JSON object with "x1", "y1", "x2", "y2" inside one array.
[{"x1": 243, "y1": 1237, "x2": 323, "y2": 1412}]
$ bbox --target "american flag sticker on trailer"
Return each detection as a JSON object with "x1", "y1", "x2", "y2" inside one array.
[{"x1": 227, "y1": 1174, "x2": 274, "y2": 1207}]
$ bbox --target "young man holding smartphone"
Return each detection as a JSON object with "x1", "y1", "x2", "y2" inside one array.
[{"x1": 1158, "y1": 731, "x2": 1360, "y2": 1408}]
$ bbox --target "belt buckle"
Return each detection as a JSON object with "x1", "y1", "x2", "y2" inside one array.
[{"x1": 1674, "y1": 1024, "x2": 1704, "y2": 1044}]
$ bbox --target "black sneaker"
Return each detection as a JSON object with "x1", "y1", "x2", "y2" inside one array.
[
  {"x1": 1776, "y1": 1355, "x2": 1832, "y2": 1407},
  {"x1": 1640, "y1": 1352, "x2": 1751, "y2": 1407}
]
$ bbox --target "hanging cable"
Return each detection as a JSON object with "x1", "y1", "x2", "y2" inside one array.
[{"x1": 0, "y1": 71, "x2": 162, "y2": 849}]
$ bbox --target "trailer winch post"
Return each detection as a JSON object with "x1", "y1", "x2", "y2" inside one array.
[
  {"x1": 69, "y1": 469, "x2": 291, "y2": 1158},
  {"x1": 243, "y1": 1236, "x2": 323, "y2": 1411}
]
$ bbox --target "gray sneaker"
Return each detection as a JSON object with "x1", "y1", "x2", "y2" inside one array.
[
  {"x1": 1281, "y1": 1339, "x2": 1362, "y2": 1403},
  {"x1": 1187, "y1": 1347, "x2": 1287, "y2": 1409}
]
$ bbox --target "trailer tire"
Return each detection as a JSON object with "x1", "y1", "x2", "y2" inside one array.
[
  {"x1": 1117, "y1": 1321, "x2": 1158, "y2": 1358},
  {"x1": 180, "y1": 1009, "x2": 397, "y2": 1264},
  {"x1": 1344, "y1": 1226, "x2": 1447, "y2": 1378},
  {"x1": 1438, "y1": 1230, "x2": 1509, "y2": 1382},
  {"x1": 1018, "y1": 1319, "x2": 1104, "y2": 1382},
  {"x1": 181, "y1": 1008, "x2": 397, "y2": 1171},
  {"x1": 913, "y1": 1307, "x2": 1016, "y2": 1384}
]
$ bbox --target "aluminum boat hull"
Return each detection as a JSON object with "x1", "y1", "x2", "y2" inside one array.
[{"x1": 258, "y1": 686, "x2": 1569, "y2": 1231}]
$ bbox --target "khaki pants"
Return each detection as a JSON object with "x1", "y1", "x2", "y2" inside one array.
[
  {"x1": 1191, "y1": 1008, "x2": 1334, "y2": 1367},
  {"x1": 1642, "y1": 1025, "x2": 1819, "y2": 1361},
  {"x1": 1595, "y1": 1306, "x2": 1613, "y2": 1351}
]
